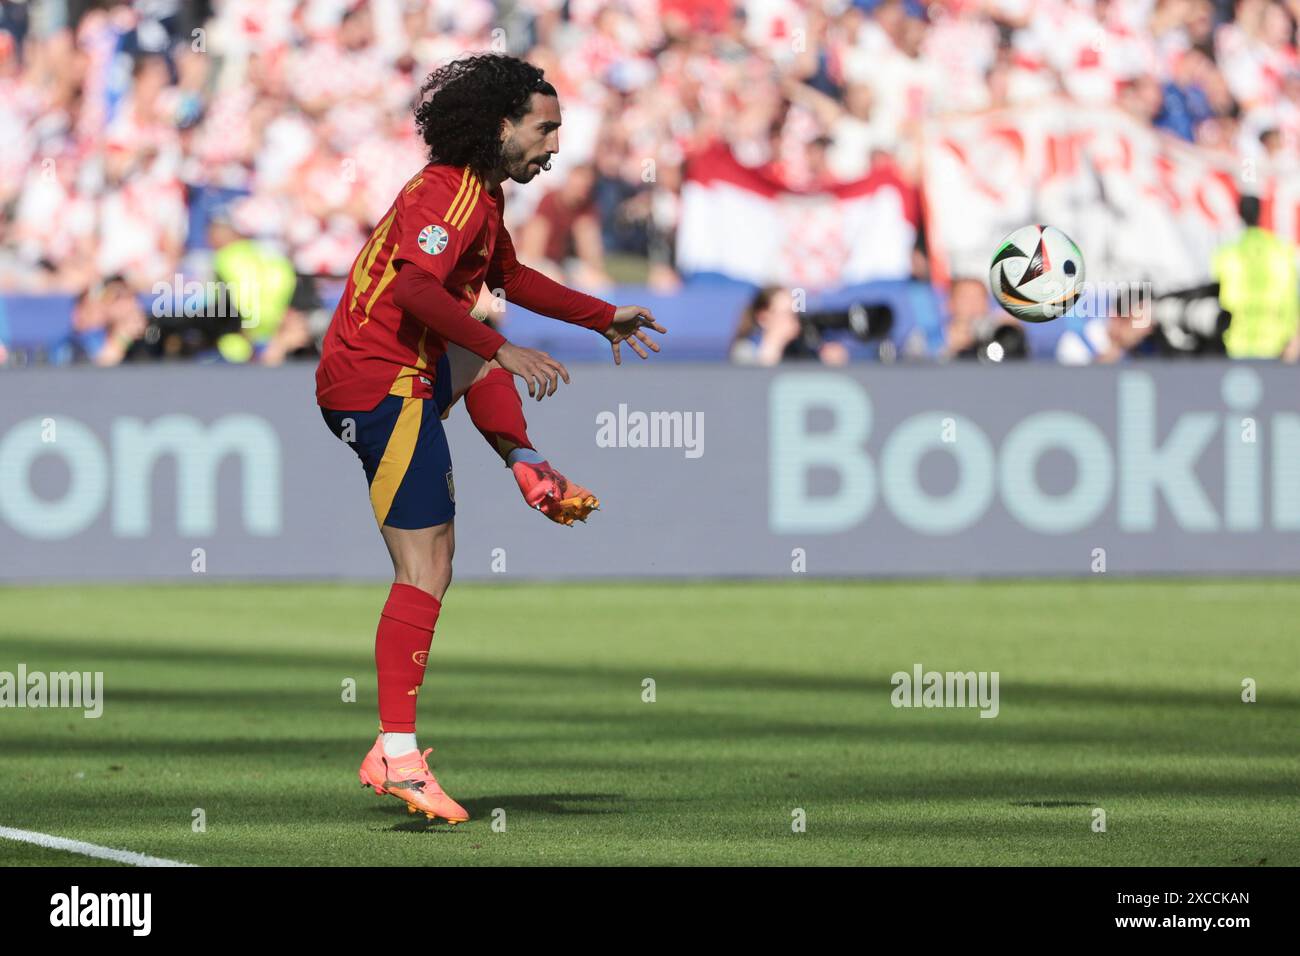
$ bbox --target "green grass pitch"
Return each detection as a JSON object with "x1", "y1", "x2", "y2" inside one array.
[{"x1": 1, "y1": 580, "x2": 1296, "y2": 866}]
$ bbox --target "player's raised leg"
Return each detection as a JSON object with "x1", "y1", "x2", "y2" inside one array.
[{"x1": 444, "y1": 343, "x2": 600, "y2": 525}]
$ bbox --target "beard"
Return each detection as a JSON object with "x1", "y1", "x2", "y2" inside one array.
[{"x1": 500, "y1": 138, "x2": 549, "y2": 184}]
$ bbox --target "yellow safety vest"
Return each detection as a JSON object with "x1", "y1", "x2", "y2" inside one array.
[
  {"x1": 1213, "y1": 228, "x2": 1299, "y2": 358},
  {"x1": 212, "y1": 240, "x2": 297, "y2": 347}
]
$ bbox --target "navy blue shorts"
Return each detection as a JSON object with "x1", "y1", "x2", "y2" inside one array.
[{"x1": 321, "y1": 355, "x2": 456, "y2": 529}]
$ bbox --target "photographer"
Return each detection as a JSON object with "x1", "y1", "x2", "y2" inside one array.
[
  {"x1": 1058, "y1": 288, "x2": 1228, "y2": 364},
  {"x1": 55, "y1": 275, "x2": 154, "y2": 366},
  {"x1": 729, "y1": 286, "x2": 850, "y2": 366},
  {"x1": 943, "y1": 277, "x2": 1027, "y2": 363}
]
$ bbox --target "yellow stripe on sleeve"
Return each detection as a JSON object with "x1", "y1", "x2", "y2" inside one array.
[
  {"x1": 451, "y1": 177, "x2": 482, "y2": 229},
  {"x1": 444, "y1": 167, "x2": 472, "y2": 226}
]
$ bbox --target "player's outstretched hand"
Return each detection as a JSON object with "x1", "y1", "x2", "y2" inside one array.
[
  {"x1": 604, "y1": 305, "x2": 667, "y2": 365},
  {"x1": 495, "y1": 342, "x2": 571, "y2": 401}
]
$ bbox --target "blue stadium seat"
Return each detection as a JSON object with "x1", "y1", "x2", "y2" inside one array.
[{"x1": 0, "y1": 295, "x2": 75, "y2": 357}]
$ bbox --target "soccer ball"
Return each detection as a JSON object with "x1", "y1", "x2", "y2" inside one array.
[{"x1": 988, "y1": 224, "x2": 1085, "y2": 323}]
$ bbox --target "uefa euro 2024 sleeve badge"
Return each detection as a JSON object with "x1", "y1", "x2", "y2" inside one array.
[{"x1": 418, "y1": 224, "x2": 449, "y2": 256}]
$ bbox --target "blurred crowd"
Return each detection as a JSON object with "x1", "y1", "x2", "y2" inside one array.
[{"x1": 0, "y1": 0, "x2": 1298, "y2": 366}]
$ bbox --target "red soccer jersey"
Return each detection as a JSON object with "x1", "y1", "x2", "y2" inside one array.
[{"x1": 316, "y1": 163, "x2": 614, "y2": 411}]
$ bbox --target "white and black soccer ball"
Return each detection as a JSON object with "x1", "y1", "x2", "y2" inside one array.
[{"x1": 988, "y1": 224, "x2": 1086, "y2": 323}]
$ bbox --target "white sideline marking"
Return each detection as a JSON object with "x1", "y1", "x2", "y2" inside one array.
[{"x1": 0, "y1": 826, "x2": 196, "y2": 867}]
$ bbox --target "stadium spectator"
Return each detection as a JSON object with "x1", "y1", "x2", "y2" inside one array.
[
  {"x1": 781, "y1": 76, "x2": 887, "y2": 183},
  {"x1": 1156, "y1": 48, "x2": 1217, "y2": 140},
  {"x1": 94, "y1": 138, "x2": 187, "y2": 293},
  {"x1": 1217, "y1": 0, "x2": 1299, "y2": 110},
  {"x1": 517, "y1": 164, "x2": 613, "y2": 290},
  {"x1": 1119, "y1": 74, "x2": 1166, "y2": 123}
]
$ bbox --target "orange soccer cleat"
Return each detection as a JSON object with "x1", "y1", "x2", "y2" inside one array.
[
  {"x1": 510, "y1": 459, "x2": 600, "y2": 526},
  {"x1": 358, "y1": 735, "x2": 469, "y2": 824}
]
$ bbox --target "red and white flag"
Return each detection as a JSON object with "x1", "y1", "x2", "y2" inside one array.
[{"x1": 676, "y1": 142, "x2": 918, "y2": 289}]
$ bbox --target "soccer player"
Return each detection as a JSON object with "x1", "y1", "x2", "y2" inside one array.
[{"x1": 316, "y1": 54, "x2": 666, "y2": 823}]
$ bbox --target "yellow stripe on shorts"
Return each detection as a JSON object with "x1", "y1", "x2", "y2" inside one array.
[{"x1": 369, "y1": 397, "x2": 423, "y2": 527}]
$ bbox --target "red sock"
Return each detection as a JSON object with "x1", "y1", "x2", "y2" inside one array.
[
  {"x1": 375, "y1": 583, "x2": 440, "y2": 733},
  {"x1": 464, "y1": 367, "x2": 533, "y2": 460}
]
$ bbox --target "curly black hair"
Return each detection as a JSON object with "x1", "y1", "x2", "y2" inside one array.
[{"x1": 414, "y1": 54, "x2": 557, "y2": 176}]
